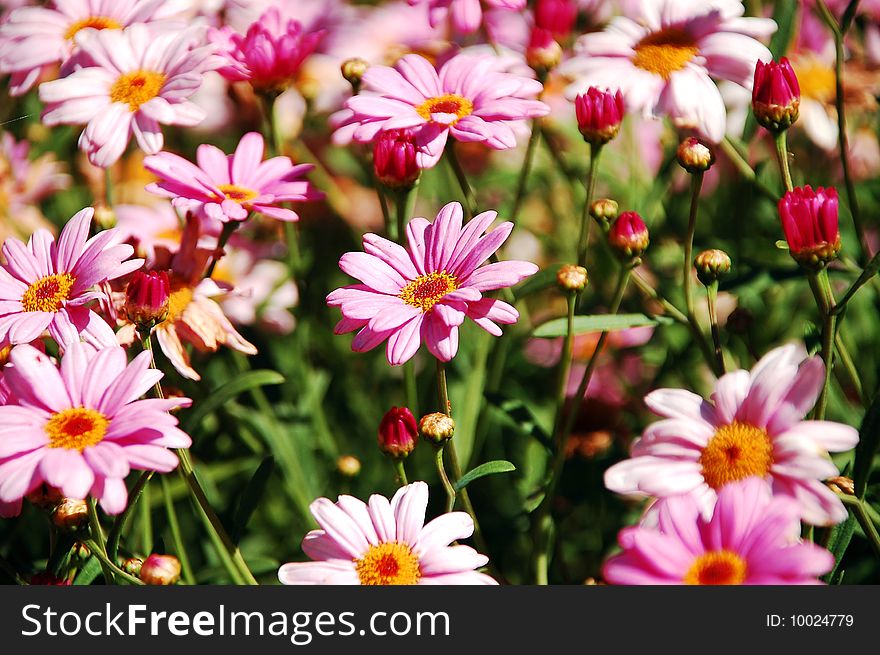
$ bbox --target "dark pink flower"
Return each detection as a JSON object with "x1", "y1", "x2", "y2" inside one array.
[
  {"x1": 752, "y1": 58, "x2": 800, "y2": 131},
  {"x1": 574, "y1": 87, "x2": 625, "y2": 145},
  {"x1": 778, "y1": 185, "x2": 840, "y2": 266},
  {"x1": 373, "y1": 129, "x2": 421, "y2": 190},
  {"x1": 378, "y1": 406, "x2": 418, "y2": 459}
]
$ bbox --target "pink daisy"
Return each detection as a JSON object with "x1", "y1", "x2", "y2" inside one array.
[
  {"x1": 0, "y1": 342, "x2": 192, "y2": 515},
  {"x1": 143, "y1": 132, "x2": 323, "y2": 223},
  {"x1": 604, "y1": 477, "x2": 835, "y2": 585},
  {"x1": 327, "y1": 201, "x2": 537, "y2": 366},
  {"x1": 332, "y1": 52, "x2": 550, "y2": 167},
  {"x1": 604, "y1": 344, "x2": 859, "y2": 526},
  {"x1": 39, "y1": 24, "x2": 214, "y2": 168},
  {"x1": 408, "y1": 0, "x2": 525, "y2": 35},
  {"x1": 278, "y1": 481, "x2": 497, "y2": 585},
  {"x1": 561, "y1": 0, "x2": 777, "y2": 142},
  {"x1": 0, "y1": 207, "x2": 143, "y2": 348},
  {"x1": 0, "y1": 0, "x2": 168, "y2": 96}
]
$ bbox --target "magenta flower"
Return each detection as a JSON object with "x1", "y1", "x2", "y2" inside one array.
[
  {"x1": 535, "y1": 0, "x2": 577, "y2": 38},
  {"x1": 0, "y1": 207, "x2": 143, "y2": 348},
  {"x1": 574, "y1": 87, "x2": 625, "y2": 145},
  {"x1": 143, "y1": 132, "x2": 323, "y2": 224},
  {"x1": 278, "y1": 481, "x2": 497, "y2": 585},
  {"x1": 39, "y1": 24, "x2": 214, "y2": 168},
  {"x1": 778, "y1": 185, "x2": 840, "y2": 267},
  {"x1": 408, "y1": 0, "x2": 525, "y2": 34},
  {"x1": 0, "y1": 343, "x2": 192, "y2": 515},
  {"x1": 605, "y1": 345, "x2": 859, "y2": 526},
  {"x1": 752, "y1": 57, "x2": 800, "y2": 131},
  {"x1": 333, "y1": 53, "x2": 549, "y2": 167},
  {"x1": 209, "y1": 6, "x2": 323, "y2": 91},
  {"x1": 373, "y1": 129, "x2": 421, "y2": 190},
  {"x1": 604, "y1": 478, "x2": 834, "y2": 585},
  {"x1": 327, "y1": 202, "x2": 537, "y2": 365},
  {"x1": 378, "y1": 406, "x2": 418, "y2": 459}
]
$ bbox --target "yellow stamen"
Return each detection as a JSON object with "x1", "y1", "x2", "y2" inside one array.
[
  {"x1": 631, "y1": 28, "x2": 699, "y2": 80},
  {"x1": 45, "y1": 407, "x2": 109, "y2": 452},
  {"x1": 793, "y1": 58, "x2": 836, "y2": 104},
  {"x1": 110, "y1": 70, "x2": 166, "y2": 112},
  {"x1": 415, "y1": 93, "x2": 474, "y2": 124},
  {"x1": 216, "y1": 184, "x2": 259, "y2": 204},
  {"x1": 684, "y1": 550, "x2": 747, "y2": 585},
  {"x1": 21, "y1": 273, "x2": 76, "y2": 313},
  {"x1": 64, "y1": 16, "x2": 122, "y2": 41},
  {"x1": 164, "y1": 285, "x2": 194, "y2": 323},
  {"x1": 699, "y1": 421, "x2": 773, "y2": 490},
  {"x1": 399, "y1": 271, "x2": 458, "y2": 312},
  {"x1": 354, "y1": 542, "x2": 421, "y2": 585}
]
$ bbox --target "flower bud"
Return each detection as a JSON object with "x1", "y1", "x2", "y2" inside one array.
[
  {"x1": 125, "y1": 270, "x2": 170, "y2": 328},
  {"x1": 419, "y1": 412, "x2": 455, "y2": 444},
  {"x1": 26, "y1": 485, "x2": 62, "y2": 510},
  {"x1": 140, "y1": 554, "x2": 181, "y2": 585},
  {"x1": 826, "y1": 476, "x2": 855, "y2": 496},
  {"x1": 752, "y1": 58, "x2": 800, "y2": 132},
  {"x1": 778, "y1": 185, "x2": 840, "y2": 269},
  {"x1": 93, "y1": 205, "x2": 116, "y2": 230},
  {"x1": 341, "y1": 57, "x2": 369, "y2": 89},
  {"x1": 535, "y1": 0, "x2": 577, "y2": 38},
  {"x1": 378, "y1": 406, "x2": 417, "y2": 458},
  {"x1": 589, "y1": 198, "x2": 619, "y2": 226},
  {"x1": 336, "y1": 454, "x2": 361, "y2": 477},
  {"x1": 373, "y1": 129, "x2": 421, "y2": 191},
  {"x1": 30, "y1": 572, "x2": 71, "y2": 586},
  {"x1": 556, "y1": 264, "x2": 588, "y2": 293},
  {"x1": 575, "y1": 87, "x2": 625, "y2": 146},
  {"x1": 694, "y1": 249, "x2": 731, "y2": 286},
  {"x1": 51, "y1": 498, "x2": 89, "y2": 531},
  {"x1": 608, "y1": 211, "x2": 649, "y2": 259},
  {"x1": 122, "y1": 557, "x2": 144, "y2": 577},
  {"x1": 676, "y1": 137, "x2": 715, "y2": 173},
  {"x1": 526, "y1": 28, "x2": 562, "y2": 74}
]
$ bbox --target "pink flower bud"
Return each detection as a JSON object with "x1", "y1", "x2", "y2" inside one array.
[
  {"x1": 574, "y1": 87, "x2": 625, "y2": 145},
  {"x1": 140, "y1": 554, "x2": 181, "y2": 585},
  {"x1": 373, "y1": 129, "x2": 421, "y2": 191},
  {"x1": 608, "y1": 211, "x2": 649, "y2": 259},
  {"x1": 752, "y1": 58, "x2": 800, "y2": 132},
  {"x1": 535, "y1": 0, "x2": 577, "y2": 38},
  {"x1": 778, "y1": 185, "x2": 840, "y2": 268},
  {"x1": 125, "y1": 270, "x2": 170, "y2": 327},
  {"x1": 378, "y1": 406, "x2": 418, "y2": 459},
  {"x1": 526, "y1": 28, "x2": 562, "y2": 74}
]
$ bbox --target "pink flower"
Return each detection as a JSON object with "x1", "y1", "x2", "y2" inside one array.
[
  {"x1": 333, "y1": 53, "x2": 549, "y2": 167},
  {"x1": 604, "y1": 478, "x2": 834, "y2": 585},
  {"x1": 0, "y1": 342, "x2": 192, "y2": 515},
  {"x1": 39, "y1": 24, "x2": 214, "y2": 168},
  {"x1": 373, "y1": 129, "x2": 421, "y2": 190},
  {"x1": 327, "y1": 201, "x2": 537, "y2": 366},
  {"x1": 608, "y1": 210, "x2": 649, "y2": 258},
  {"x1": 0, "y1": 0, "x2": 168, "y2": 96},
  {"x1": 574, "y1": 87, "x2": 625, "y2": 145},
  {"x1": 0, "y1": 207, "x2": 142, "y2": 348},
  {"x1": 209, "y1": 6, "x2": 323, "y2": 91},
  {"x1": 604, "y1": 344, "x2": 859, "y2": 526},
  {"x1": 778, "y1": 185, "x2": 840, "y2": 267},
  {"x1": 535, "y1": 0, "x2": 577, "y2": 38},
  {"x1": 561, "y1": 0, "x2": 776, "y2": 142},
  {"x1": 408, "y1": 0, "x2": 525, "y2": 34},
  {"x1": 278, "y1": 481, "x2": 497, "y2": 585},
  {"x1": 378, "y1": 406, "x2": 418, "y2": 459},
  {"x1": 752, "y1": 57, "x2": 800, "y2": 131},
  {"x1": 113, "y1": 203, "x2": 187, "y2": 267},
  {"x1": 143, "y1": 132, "x2": 323, "y2": 223}
]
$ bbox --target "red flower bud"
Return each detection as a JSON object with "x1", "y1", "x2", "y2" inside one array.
[
  {"x1": 378, "y1": 406, "x2": 417, "y2": 459},
  {"x1": 752, "y1": 58, "x2": 800, "y2": 132},
  {"x1": 373, "y1": 129, "x2": 421, "y2": 191},
  {"x1": 526, "y1": 28, "x2": 562, "y2": 74},
  {"x1": 125, "y1": 270, "x2": 170, "y2": 327},
  {"x1": 608, "y1": 211, "x2": 649, "y2": 259},
  {"x1": 778, "y1": 185, "x2": 840, "y2": 269},
  {"x1": 535, "y1": 0, "x2": 577, "y2": 38},
  {"x1": 574, "y1": 87, "x2": 625, "y2": 145},
  {"x1": 140, "y1": 554, "x2": 181, "y2": 585}
]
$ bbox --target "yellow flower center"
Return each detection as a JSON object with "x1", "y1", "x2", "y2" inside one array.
[
  {"x1": 399, "y1": 271, "x2": 458, "y2": 312},
  {"x1": 793, "y1": 58, "x2": 836, "y2": 103},
  {"x1": 45, "y1": 407, "x2": 109, "y2": 452},
  {"x1": 699, "y1": 421, "x2": 773, "y2": 490},
  {"x1": 684, "y1": 550, "x2": 747, "y2": 585},
  {"x1": 354, "y1": 542, "x2": 421, "y2": 585},
  {"x1": 110, "y1": 70, "x2": 167, "y2": 112},
  {"x1": 21, "y1": 273, "x2": 76, "y2": 313},
  {"x1": 64, "y1": 16, "x2": 123, "y2": 41},
  {"x1": 216, "y1": 184, "x2": 259, "y2": 204},
  {"x1": 631, "y1": 28, "x2": 699, "y2": 80},
  {"x1": 164, "y1": 286, "x2": 194, "y2": 323},
  {"x1": 415, "y1": 94, "x2": 474, "y2": 125}
]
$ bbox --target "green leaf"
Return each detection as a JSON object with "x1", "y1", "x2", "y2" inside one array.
[
  {"x1": 513, "y1": 264, "x2": 562, "y2": 300},
  {"x1": 853, "y1": 390, "x2": 880, "y2": 497},
  {"x1": 182, "y1": 370, "x2": 285, "y2": 433},
  {"x1": 823, "y1": 514, "x2": 855, "y2": 584},
  {"x1": 231, "y1": 456, "x2": 275, "y2": 545},
  {"x1": 533, "y1": 313, "x2": 672, "y2": 338},
  {"x1": 73, "y1": 557, "x2": 102, "y2": 585},
  {"x1": 453, "y1": 460, "x2": 516, "y2": 491}
]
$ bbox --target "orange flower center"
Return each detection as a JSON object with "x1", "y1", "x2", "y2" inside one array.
[
  {"x1": 45, "y1": 407, "x2": 109, "y2": 452},
  {"x1": 699, "y1": 421, "x2": 773, "y2": 490},
  {"x1": 216, "y1": 184, "x2": 259, "y2": 204},
  {"x1": 110, "y1": 70, "x2": 166, "y2": 112},
  {"x1": 21, "y1": 273, "x2": 76, "y2": 313},
  {"x1": 164, "y1": 286, "x2": 194, "y2": 323},
  {"x1": 399, "y1": 271, "x2": 458, "y2": 312},
  {"x1": 415, "y1": 93, "x2": 474, "y2": 124},
  {"x1": 793, "y1": 58, "x2": 836, "y2": 104},
  {"x1": 684, "y1": 550, "x2": 747, "y2": 585},
  {"x1": 354, "y1": 542, "x2": 421, "y2": 585},
  {"x1": 64, "y1": 16, "x2": 122, "y2": 41},
  {"x1": 631, "y1": 28, "x2": 699, "y2": 80}
]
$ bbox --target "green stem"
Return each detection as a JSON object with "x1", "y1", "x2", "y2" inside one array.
[
  {"x1": 808, "y1": 270, "x2": 837, "y2": 419},
  {"x1": 106, "y1": 471, "x2": 152, "y2": 564},
  {"x1": 433, "y1": 447, "x2": 456, "y2": 513},
  {"x1": 774, "y1": 131, "x2": 794, "y2": 192},
  {"x1": 204, "y1": 221, "x2": 238, "y2": 279},
  {"x1": 834, "y1": 331, "x2": 865, "y2": 405},
  {"x1": 719, "y1": 137, "x2": 777, "y2": 201},
  {"x1": 87, "y1": 499, "x2": 114, "y2": 584},
  {"x1": 446, "y1": 143, "x2": 477, "y2": 217},
  {"x1": 831, "y1": 248, "x2": 880, "y2": 315},
  {"x1": 392, "y1": 459, "x2": 409, "y2": 487},
  {"x1": 83, "y1": 540, "x2": 144, "y2": 585},
  {"x1": 510, "y1": 119, "x2": 542, "y2": 224},
  {"x1": 837, "y1": 494, "x2": 880, "y2": 561},
  {"x1": 104, "y1": 168, "x2": 114, "y2": 209},
  {"x1": 576, "y1": 143, "x2": 603, "y2": 268},
  {"x1": 160, "y1": 474, "x2": 195, "y2": 585},
  {"x1": 706, "y1": 283, "x2": 726, "y2": 374},
  {"x1": 377, "y1": 186, "x2": 392, "y2": 238},
  {"x1": 630, "y1": 273, "x2": 689, "y2": 324},
  {"x1": 550, "y1": 294, "x2": 577, "y2": 451}
]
